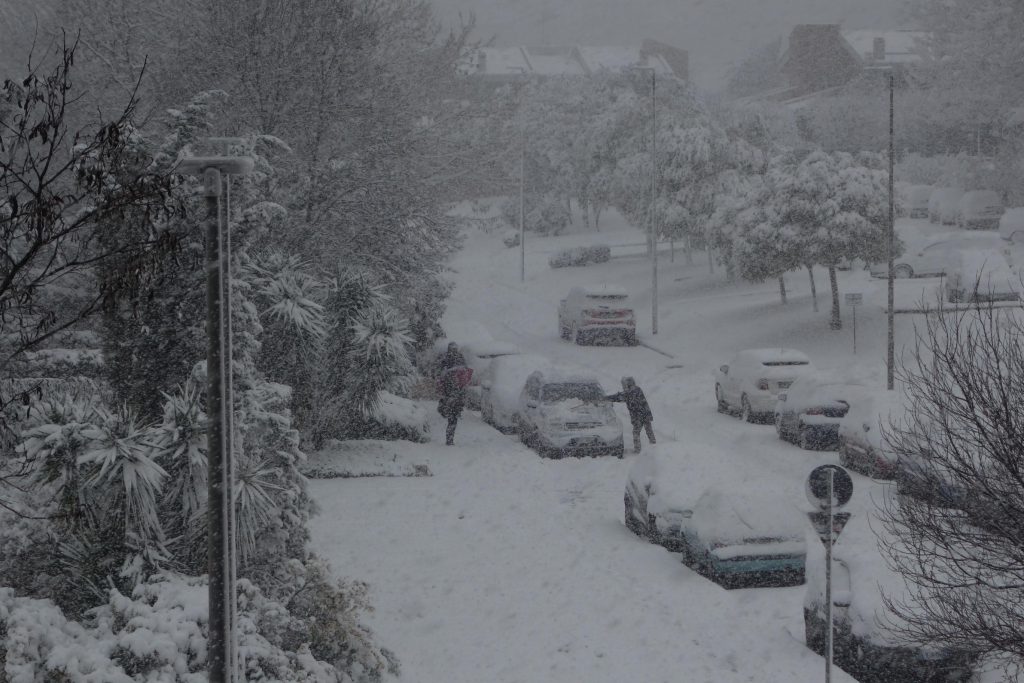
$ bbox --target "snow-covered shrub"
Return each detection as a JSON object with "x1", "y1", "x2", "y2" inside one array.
[
  {"x1": 365, "y1": 391, "x2": 429, "y2": 443},
  {"x1": 501, "y1": 194, "x2": 571, "y2": 235},
  {"x1": 0, "y1": 568, "x2": 396, "y2": 682}
]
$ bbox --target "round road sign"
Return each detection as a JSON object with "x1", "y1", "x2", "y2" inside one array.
[{"x1": 806, "y1": 465, "x2": 853, "y2": 510}]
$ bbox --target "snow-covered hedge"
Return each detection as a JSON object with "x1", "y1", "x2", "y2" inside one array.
[{"x1": 0, "y1": 567, "x2": 397, "y2": 682}]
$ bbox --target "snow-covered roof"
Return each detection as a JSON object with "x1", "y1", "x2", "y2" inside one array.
[
  {"x1": 841, "y1": 30, "x2": 926, "y2": 65},
  {"x1": 580, "y1": 284, "x2": 629, "y2": 298},
  {"x1": 575, "y1": 46, "x2": 673, "y2": 76},
  {"x1": 466, "y1": 45, "x2": 678, "y2": 79},
  {"x1": 534, "y1": 365, "x2": 602, "y2": 385}
]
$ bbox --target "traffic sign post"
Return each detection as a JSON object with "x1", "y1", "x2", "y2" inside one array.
[
  {"x1": 806, "y1": 465, "x2": 854, "y2": 683},
  {"x1": 845, "y1": 292, "x2": 863, "y2": 354}
]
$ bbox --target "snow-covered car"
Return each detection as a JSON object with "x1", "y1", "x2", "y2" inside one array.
[
  {"x1": 955, "y1": 190, "x2": 1004, "y2": 230},
  {"x1": 838, "y1": 390, "x2": 905, "y2": 480},
  {"x1": 680, "y1": 486, "x2": 806, "y2": 588},
  {"x1": 557, "y1": 284, "x2": 636, "y2": 346},
  {"x1": 624, "y1": 455, "x2": 806, "y2": 588},
  {"x1": 869, "y1": 231, "x2": 1005, "y2": 279},
  {"x1": 804, "y1": 510, "x2": 975, "y2": 682},
  {"x1": 903, "y1": 184, "x2": 932, "y2": 219},
  {"x1": 998, "y1": 207, "x2": 1024, "y2": 243},
  {"x1": 774, "y1": 375, "x2": 864, "y2": 450},
  {"x1": 713, "y1": 348, "x2": 815, "y2": 423},
  {"x1": 516, "y1": 369, "x2": 623, "y2": 458},
  {"x1": 478, "y1": 353, "x2": 551, "y2": 433},
  {"x1": 503, "y1": 230, "x2": 521, "y2": 248},
  {"x1": 928, "y1": 187, "x2": 964, "y2": 225},
  {"x1": 944, "y1": 249, "x2": 1020, "y2": 303},
  {"x1": 461, "y1": 340, "x2": 521, "y2": 410}
]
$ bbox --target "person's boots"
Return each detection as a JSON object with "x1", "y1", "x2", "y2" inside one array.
[{"x1": 446, "y1": 421, "x2": 456, "y2": 446}]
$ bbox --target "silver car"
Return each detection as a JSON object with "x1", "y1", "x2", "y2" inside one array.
[{"x1": 516, "y1": 369, "x2": 623, "y2": 458}]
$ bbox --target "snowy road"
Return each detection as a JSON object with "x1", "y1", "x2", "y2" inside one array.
[{"x1": 308, "y1": 213, "x2": 914, "y2": 682}]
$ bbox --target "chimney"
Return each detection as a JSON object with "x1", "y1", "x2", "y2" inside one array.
[{"x1": 873, "y1": 37, "x2": 885, "y2": 61}]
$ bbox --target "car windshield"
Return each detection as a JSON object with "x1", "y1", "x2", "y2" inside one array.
[
  {"x1": 586, "y1": 295, "x2": 627, "y2": 301},
  {"x1": 541, "y1": 382, "x2": 604, "y2": 403}
]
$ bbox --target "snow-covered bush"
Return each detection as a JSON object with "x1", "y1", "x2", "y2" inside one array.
[
  {"x1": 501, "y1": 194, "x2": 571, "y2": 235},
  {"x1": 0, "y1": 568, "x2": 397, "y2": 682}
]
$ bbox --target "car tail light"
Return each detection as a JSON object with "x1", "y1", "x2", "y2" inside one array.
[
  {"x1": 805, "y1": 407, "x2": 824, "y2": 415},
  {"x1": 757, "y1": 379, "x2": 769, "y2": 390}
]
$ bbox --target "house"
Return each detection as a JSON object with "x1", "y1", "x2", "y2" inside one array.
[
  {"x1": 735, "y1": 26, "x2": 928, "y2": 105},
  {"x1": 460, "y1": 43, "x2": 685, "y2": 83}
]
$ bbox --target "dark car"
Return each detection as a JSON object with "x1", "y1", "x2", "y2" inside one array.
[
  {"x1": 774, "y1": 375, "x2": 863, "y2": 450},
  {"x1": 804, "y1": 511, "x2": 975, "y2": 683}
]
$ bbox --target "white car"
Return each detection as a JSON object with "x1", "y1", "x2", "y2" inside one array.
[
  {"x1": 869, "y1": 231, "x2": 1005, "y2": 279},
  {"x1": 955, "y1": 190, "x2": 1003, "y2": 230},
  {"x1": 461, "y1": 340, "x2": 520, "y2": 410},
  {"x1": 837, "y1": 389, "x2": 906, "y2": 480},
  {"x1": 903, "y1": 184, "x2": 932, "y2": 219},
  {"x1": 804, "y1": 510, "x2": 975, "y2": 681},
  {"x1": 516, "y1": 368, "x2": 623, "y2": 458},
  {"x1": 557, "y1": 284, "x2": 636, "y2": 346},
  {"x1": 928, "y1": 187, "x2": 964, "y2": 225},
  {"x1": 713, "y1": 349, "x2": 815, "y2": 423},
  {"x1": 478, "y1": 354, "x2": 551, "y2": 433},
  {"x1": 774, "y1": 374, "x2": 865, "y2": 450},
  {"x1": 998, "y1": 207, "x2": 1024, "y2": 243},
  {"x1": 943, "y1": 249, "x2": 1020, "y2": 303}
]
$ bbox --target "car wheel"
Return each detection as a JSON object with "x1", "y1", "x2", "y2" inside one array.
[
  {"x1": 838, "y1": 442, "x2": 852, "y2": 468},
  {"x1": 647, "y1": 513, "x2": 660, "y2": 544},
  {"x1": 559, "y1": 320, "x2": 569, "y2": 340},
  {"x1": 571, "y1": 322, "x2": 583, "y2": 345},
  {"x1": 614, "y1": 444, "x2": 625, "y2": 459},
  {"x1": 894, "y1": 264, "x2": 913, "y2": 279},
  {"x1": 626, "y1": 331, "x2": 638, "y2": 346},
  {"x1": 715, "y1": 385, "x2": 729, "y2": 414},
  {"x1": 804, "y1": 608, "x2": 826, "y2": 654},
  {"x1": 774, "y1": 413, "x2": 784, "y2": 440},
  {"x1": 741, "y1": 395, "x2": 756, "y2": 423}
]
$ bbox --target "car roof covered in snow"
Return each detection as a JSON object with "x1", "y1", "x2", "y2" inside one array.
[
  {"x1": 735, "y1": 348, "x2": 811, "y2": 365},
  {"x1": 951, "y1": 248, "x2": 1015, "y2": 278},
  {"x1": 532, "y1": 366, "x2": 603, "y2": 385},
  {"x1": 579, "y1": 284, "x2": 629, "y2": 298},
  {"x1": 689, "y1": 485, "x2": 806, "y2": 542}
]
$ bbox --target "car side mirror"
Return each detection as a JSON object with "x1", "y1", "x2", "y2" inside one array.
[
  {"x1": 720, "y1": 365, "x2": 729, "y2": 374},
  {"x1": 527, "y1": 400, "x2": 538, "y2": 409},
  {"x1": 481, "y1": 380, "x2": 492, "y2": 390}
]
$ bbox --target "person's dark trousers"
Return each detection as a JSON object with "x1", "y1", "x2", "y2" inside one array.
[
  {"x1": 446, "y1": 415, "x2": 459, "y2": 445},
  {"x1": 632, "y1": 420, "x2": 656, "y2": 452}
]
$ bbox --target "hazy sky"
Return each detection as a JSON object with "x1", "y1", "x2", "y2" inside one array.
[{"x1": 429, "y1": 0, "x2": 904, "y2": 88}]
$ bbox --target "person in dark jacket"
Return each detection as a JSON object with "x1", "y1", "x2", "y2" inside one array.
[
  {"x1": 606, "y1": 376, "x2": 655, "y2": 453},
  {"x1": 437, "y1": 342, "x2": 469, "y2": 445}
]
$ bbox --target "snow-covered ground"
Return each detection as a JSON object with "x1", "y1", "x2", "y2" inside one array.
[{"x1": 309, "y1": 209, "x2": 970, "y2": 682}]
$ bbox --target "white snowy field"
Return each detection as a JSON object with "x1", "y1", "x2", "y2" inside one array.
[{"x1": 309, "y1": 209, "x2": 966, "y2": 682}]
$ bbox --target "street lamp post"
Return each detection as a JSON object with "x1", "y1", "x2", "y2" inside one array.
[
  {"x1": 867, "y1": 65, "x2": 896, "y2": 390},
  {"x1": 631, "y1": 65, "x2": 658, "y2": 335},
  {"x1": 176, "y1": 146, "x2": 254, "y2": 683}
]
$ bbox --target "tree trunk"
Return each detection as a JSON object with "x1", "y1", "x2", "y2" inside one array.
[
  {"x1": 670, "y1": 239, "x2": 675, "y2": 263},
  {"x1": 595, "y1": 206, "x2": 601, "y2": 231},
  {"x1": 829, "y1": 266, "x2": 842, "y2": 329},
  {"x1": 708, "y1": 245, "x2": 714, "y2": 274},
  {"x1": 807, "y1": 265, "x2": 818, "y2": 312},
  {"x1": 581, "y1": 198, "x2": 590, "y2": 231},
  {"x1": 685, "y1": 236, "x2": 693, "y2": 265},
  {"x1": 779, "y1": 275, "x2": 788, "y2": 304}
]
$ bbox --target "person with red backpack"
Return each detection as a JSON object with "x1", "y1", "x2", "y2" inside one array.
[{"x1": 437, "y1": 342, "x2": 471, "y2": 445}]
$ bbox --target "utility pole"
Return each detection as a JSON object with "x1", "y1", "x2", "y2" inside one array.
[
  {"x1": 520, "y1": 120, "x2": 525, "y2": 283},
  {"x1": 650, "y1": 68, "x2": 658, "y2": 335},
  {"x1": 886, "y1": 70, "x2": 895, "y2": 391},
  {"x1": 177, "y1": 147, "x2": 254, "y2": 683}
]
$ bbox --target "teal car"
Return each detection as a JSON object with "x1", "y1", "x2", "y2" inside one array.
[{"x1": 677, "y1": 487, "x2": 806, "y2": 588}]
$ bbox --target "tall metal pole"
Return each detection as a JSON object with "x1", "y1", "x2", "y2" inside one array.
[
  {"x1": 825, "y1": 469, "x2": 834, "y2": 683},
  {"x1": 203, "y1": 166, "x2": 232, "y2": 683},
  {"x1": 520, "y1": 121, "x2": 525, "y2": 283},
  {"x1": 221, "y1": 174, "x2": 238, "y2": 681},
  {"x1": 886, "y1": 71, "x2": 895, "y2": 391},
  {"x1": 650, "y1": 70, "x2": 658, "y2": 335}
]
